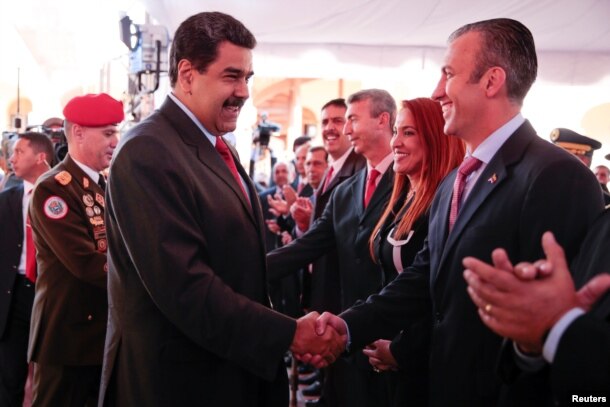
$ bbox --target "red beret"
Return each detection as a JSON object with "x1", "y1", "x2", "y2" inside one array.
[{"x1": 63, "y1": 93, "x2": 124, "y2": 127}]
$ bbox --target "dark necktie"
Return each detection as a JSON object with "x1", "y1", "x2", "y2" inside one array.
[
  {"x1": 25, "y1": 190, "x2": 37, "y2": 283},
  {"x1": 363, "y1": 169, "x2": 381, "y2": 208},
  {"x1": 215, "y1": 137, "x2": 249, "y2": 203},
  {"x1": 98, "y1": 174, "x2": 106, "y2": 191},
  {"x1": 448, "y1": 157, "x2": 482, "y2": 231}
]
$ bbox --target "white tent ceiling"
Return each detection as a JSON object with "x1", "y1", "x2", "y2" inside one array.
[
  {"x1": 144, "y1": 0, "x2": 610, "y2": 52},
  {"x1": 137, "y1": 0, "x2": 610, "y2": 83},
  {"x1": 2, "y1": 0, "x2": 610, "y2": 160}
]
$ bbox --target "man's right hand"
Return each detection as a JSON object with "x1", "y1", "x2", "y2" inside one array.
[{"x1": 290, "y1": 312, "x2": 346, "y2": 368}]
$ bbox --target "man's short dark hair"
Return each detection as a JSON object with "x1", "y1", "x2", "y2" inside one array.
[
  {"x1": 292, "y1": 136, "x2": 312, "y2": 152},
  {"x1": 19, "y1": 132, "x2": 54, "y2": 164},
  {"x1": 321, "y1": 98, "x2": 347, "y2": 111},
  {"x1": 169, "y1": 12, "x2": 257, "y2": 87},
  {"x1": 308, "y1": 145, "x2": 329, "y2": 162},
  {"x1": 449, "y1": 18, "x2": 537, "y2": 106}
]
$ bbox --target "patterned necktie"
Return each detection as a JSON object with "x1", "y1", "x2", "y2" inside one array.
[
  {"x1": 322, "y1": 166, "x2": 334, "y2": 193},
  {"x1": 448, "y1": 157, "x2": 482, "y2": 231},
  {"x1": 363, "y1": 169, "x2": 381, "y2": 208},
  {"x1": 25, "y1": 190, "x2": 37, "y2": 283},
  {"x1": 215, "y1": 137, "x2": 249, "y2": 203}
]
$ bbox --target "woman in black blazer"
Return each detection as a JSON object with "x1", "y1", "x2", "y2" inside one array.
[{"x1": 365, "y1": 98, "x2": 465, "y2": 406}]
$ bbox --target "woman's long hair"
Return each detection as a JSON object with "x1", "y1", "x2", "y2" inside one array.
[{"x1": 370, "y1": 98, "x2": 465, "y2": 258}]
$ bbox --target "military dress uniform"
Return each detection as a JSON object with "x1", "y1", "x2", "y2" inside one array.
[{"x1": 28, "y1": 154, "x2": 109, "y2": 405}]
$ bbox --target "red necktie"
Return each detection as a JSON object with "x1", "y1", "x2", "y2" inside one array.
[
  {"x1": 322, "y1": 166, "x2": 334, "y2": 193},
  {"x1": 215, "y1": 137, "x2": 249, "y2": 203},
  {"x1": 363, "y1": 169, "x2": 381, "y2": 208},
  {"x1": 25, "y1": 190, "x2": 37, "y2": 283},
  {"x1": 448, "y1": 157, "x2": 482, "y2": 231}
]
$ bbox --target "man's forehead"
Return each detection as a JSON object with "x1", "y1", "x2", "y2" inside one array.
[
  {"x1": 347, "y1": 100, "x2": 367, "y2": 115},
  {"x1": 322, "y1": 105, "x2": 346, "y2": 117}
]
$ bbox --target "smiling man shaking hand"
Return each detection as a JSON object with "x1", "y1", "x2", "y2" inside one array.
[{"x1": 100, "y1": 12, "x2": 343, "y2": 407}]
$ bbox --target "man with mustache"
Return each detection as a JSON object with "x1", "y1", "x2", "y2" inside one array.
[
  {"x1": 28, "y1": 93, "x2": 123, "y2": 406},
  {"x1": 100, "y1": 12, "x2": 343, "y2": 407}
]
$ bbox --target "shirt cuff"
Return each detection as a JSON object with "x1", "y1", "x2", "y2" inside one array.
[
  {"x1": 513, "y1": 341, "x2": 546, "y2": 371},
  {"x1": 344, "y1": 319, "x2": 352, "y2": 352},
  {"x1": 295, "y1": 225, "x2": 305, "y2": 237},
  {"x1": 542, "y1": 307, "x2": 585, "y2": 364}
]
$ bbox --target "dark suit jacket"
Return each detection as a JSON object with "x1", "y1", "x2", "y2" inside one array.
[
  {"x1": 549, "y1": 208, "x2": 610, "y2": 403},
  {"x1": 341, "y1": 121, "x2": 604, "y2": 406},
  {"x1": 100, "y1": 97, "x2": 295, "y2": 407},
  {"x1": 259, "y1": 186, "x2": 282, "y2": 252},
  {"x1": 373, "y1": 199, "x2": 430, "y2": 406},
  {"x1": 307, "y1": 150, "x2": 365, "y2": 313},
  {"x1": 268, "y1": 165, "x2": 394, "y2": 311},
  {"x1": 0, "y1": 184, "x2": 25, "y2": 337},
  {"x1": 28, "y1": 155, "x2": 108, "y2": 366}
]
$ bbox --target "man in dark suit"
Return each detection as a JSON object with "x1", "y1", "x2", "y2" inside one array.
[
  {"x1": 290, "y1": 99, "x2": 365, "y2": 406},
  {"x1": 463, "y1": 212, "x2": 610, "y2": 405},
  {"x1": 303, "y1": 98, "x2": 366, "y2": 315},
  {"x1": 316, "y1": 18, "x2": 604, "y2": 406},
  {"x1": 259, "y1": 161, "x2": 293, "y2": 252},
  {"x1": 0, "y1": 132, "x2": 52, "y2": 407},
  {"x1": 99, "y1": 12, "x2": 342, "y2": 407},
  {"x1": 268, "y1": 89, "x2": 396, "y2": 407},
  {"x1": 28, "y1": 93, "x2": 123, "y2": 407}
]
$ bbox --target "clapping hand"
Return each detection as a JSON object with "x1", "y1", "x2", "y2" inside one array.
[
  {"x1": 290, "y1": 197, "x2": 313, "y2": 232},
  {"x1": 267, "y1": 194, "x2": 289, "y2": 217},
  {"x1": 282, "y1": 185, "x2": 298, "y2": 208},
  {"x1": 463, "y1": 232, "x2": 610, "y2": 354}
]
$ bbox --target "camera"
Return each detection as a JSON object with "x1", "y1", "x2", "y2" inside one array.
[
  {"x1": 24, "y1": 117, "x2": 67, "y2": 166},
  {"x1": 253, "y1": 113, "x2": 280, "y2": 148}
]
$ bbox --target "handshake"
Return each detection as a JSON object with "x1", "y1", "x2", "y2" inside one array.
[{"x1": 289, "y1": 312, "x2": 348, "y2": 368}]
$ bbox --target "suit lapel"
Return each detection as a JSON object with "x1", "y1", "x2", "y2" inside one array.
[
  {"x1": 159, "y1": 98, "x2": 257, "y2": 227},
  {"x1": 317, "y1": 150, "x2": 359, "y2": 200},
  {"x1": 432, "y1": 120, "x2": 536, "y2": 286},
  {"x1": 350, "y1": 169, "x2": 367, "y2": 219}
]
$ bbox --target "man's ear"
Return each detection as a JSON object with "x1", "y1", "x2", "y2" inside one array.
[
  {"x1": 482, "y1": 67, "x2": 507, "y2": 98},
  {"x1": 72, "y1": 124, "x2": 84, "y2": 143},
  {"x1": 177, "y1": 59, "x2": 194, "y2": 94},
  {"x1": 378, "y1": 111, "x2": 390, "y2": 129}
]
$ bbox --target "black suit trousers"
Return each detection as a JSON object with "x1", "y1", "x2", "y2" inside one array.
[
  {"x1": 0, "y1": 275, "x2": 34, "y2": 407},
  {"x1": 32, "y1": 363, "x2": 101, "y2": 407}
]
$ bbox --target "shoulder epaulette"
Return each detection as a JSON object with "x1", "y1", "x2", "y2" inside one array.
[{"x1": 54, "y1": 171, "x2": 72, "y2": 186}]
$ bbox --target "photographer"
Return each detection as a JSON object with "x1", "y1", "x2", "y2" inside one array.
[{"x1": 249, "y1": 112, "x2": 280, "y2": 187}]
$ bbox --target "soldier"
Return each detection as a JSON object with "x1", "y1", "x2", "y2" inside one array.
[
  {"x1": 28, "y1": 93, "x2": 123, "y2": 406},
  {"x1": 550, "y1": 128, "x2": 610, "y2": 203},
  {"x1": 550, "y1": 127, "x2": 601, "y2": 168}
]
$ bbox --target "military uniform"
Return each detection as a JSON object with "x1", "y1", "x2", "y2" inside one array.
[
  {"x1": 28, "y1": 155, "x2": 108, "y2": 404},
  {"x1": 27, "y1": 92, "x2": 122, "y2": 407}
]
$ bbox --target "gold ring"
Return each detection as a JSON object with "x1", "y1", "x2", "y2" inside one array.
[{"x1": 484, "y1": 303, "x2": 492, "y2": 313}]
